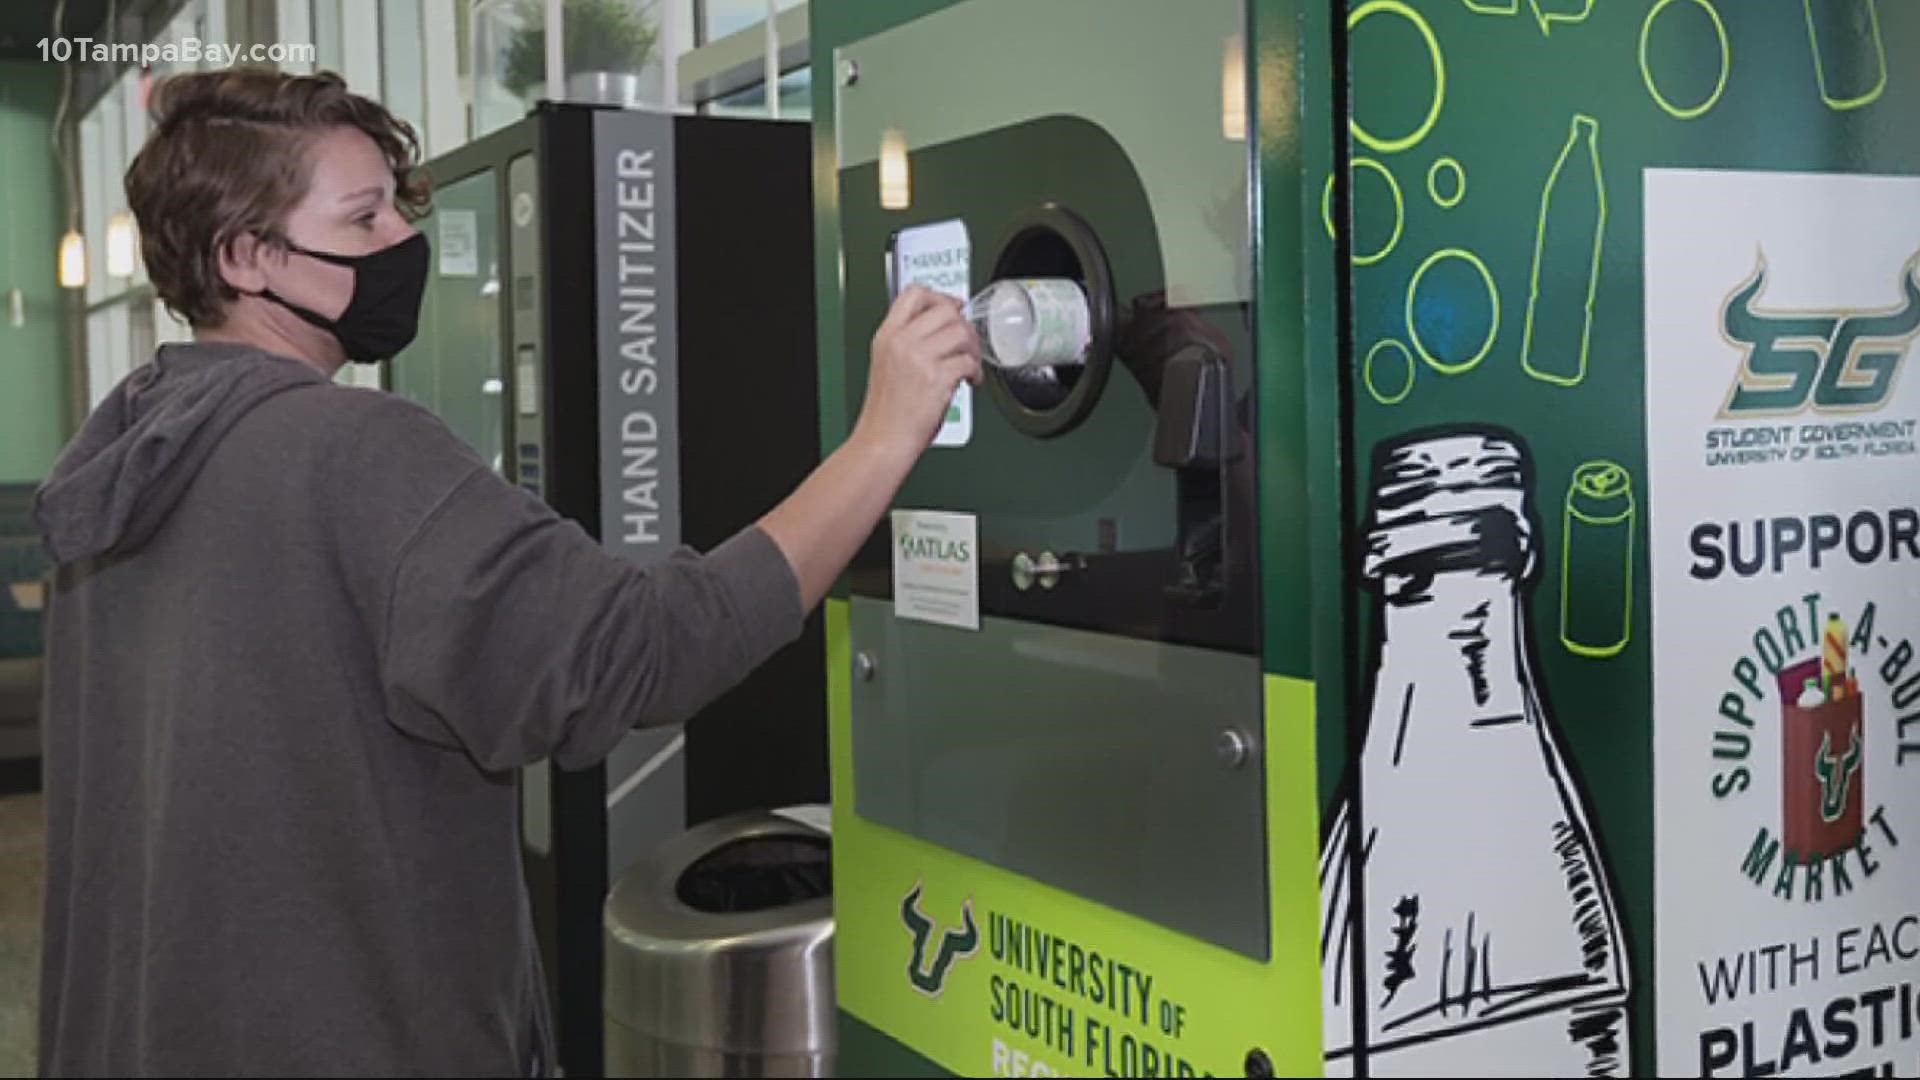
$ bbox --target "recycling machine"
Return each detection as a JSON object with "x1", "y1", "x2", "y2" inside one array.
[{"x1": 813, "y1": 0, "x2": 1920, "y2": 1076}]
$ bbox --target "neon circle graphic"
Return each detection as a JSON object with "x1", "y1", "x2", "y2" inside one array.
[
  {"x1": 1406, "y1": 248, "x2": 1501, "y2": 376},
  {"x1": 1322, "y1": 158, "x2": 1406, "y2": 266},
  {"x1": 1640, "y1": 0, "x2": 1730, "y2": 121},
  {"x1": 1364, "y1": 339, "x2": 1417, "y2": 404},
  {"x1": 1349, "y1": 0, "x2": 1447, "y2": 154}
]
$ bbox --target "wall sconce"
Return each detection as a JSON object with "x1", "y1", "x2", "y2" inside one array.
[
  {"x1": 107, "y1": 210, "x2": 138, "y2": 278},
  {"x1": 879, "y1": 128, "x2": 910, "y2": 210},
  {"x1": 6, "y1": 288, "x2": 23, "y2": 328},
  {"x1": 1222, "y1": 34, "x2": 1247, "y2": 142},
  {"x1": 58, "y1": 230, "x2": 87, "y2": 290}
]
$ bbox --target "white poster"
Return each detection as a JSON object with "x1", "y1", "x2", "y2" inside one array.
[
  {"x1": 891, "y1": 510, "x2": 979, "y2": 631},
  {"x1": 1647, "y1": 169, "x2": 1920, "y2": 1078},
  {"x1": 891, "y1": 218, "x2": 974, "y2": 448},
  {"x1": 437, "y1": 209, "x2": 479, "y2": 278}
]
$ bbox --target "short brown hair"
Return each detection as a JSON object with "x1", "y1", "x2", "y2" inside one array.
[{"x1": 126, "y1": 67, "x2": 432, "y2": 327}]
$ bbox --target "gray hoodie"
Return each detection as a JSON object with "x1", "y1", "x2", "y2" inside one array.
[{"x1": 32, "y1": 342, "x2": 803, "y2": 1077}]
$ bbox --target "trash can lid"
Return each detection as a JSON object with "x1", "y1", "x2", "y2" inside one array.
[{"x1": 603, "y1": 808, "x2": 836, "y2": 1052}]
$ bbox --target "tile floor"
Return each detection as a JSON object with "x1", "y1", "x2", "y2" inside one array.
[{"x1": 0, "y1": 762, "x2": 40, "y2": 1079}]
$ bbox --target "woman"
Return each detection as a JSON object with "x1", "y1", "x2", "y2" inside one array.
[{"x1": 31, "y1": 67, "x2": 977, "y2": 1077}]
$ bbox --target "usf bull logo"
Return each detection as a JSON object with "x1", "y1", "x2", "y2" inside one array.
[
  {"x1": 1816, "y1": 728, "x2": 1864, "y2": 824},
  {"x1": 1720, "y1": 253, "x2": 1920, "y2": 418},
  {"x1": 901, "y1": 883, "x2": 978, "y2": 998}
]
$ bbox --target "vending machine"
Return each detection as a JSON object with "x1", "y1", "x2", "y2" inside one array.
[
  {"x1": 390, "y1": 101, "x2": 826, "y2": 1078},
  {"x1": 813, "y1": 0, "x2": 1920, "y2": 1076}
]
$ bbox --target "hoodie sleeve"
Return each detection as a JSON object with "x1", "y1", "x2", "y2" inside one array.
[{"x1": 334, "y1": 394, "x2": 805, "y2": 773}]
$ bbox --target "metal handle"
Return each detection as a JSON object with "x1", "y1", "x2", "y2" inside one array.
[{"x1": 1012, "y1": 551, "x2": 1084, "y2": 592}]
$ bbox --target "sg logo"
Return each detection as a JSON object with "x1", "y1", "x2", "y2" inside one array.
[{"x1": 1720, "y1": 255, "x2": 1920, "y2": 418}]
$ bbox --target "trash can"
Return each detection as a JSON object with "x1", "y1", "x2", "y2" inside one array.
[{"x1": 603, "y1": 807, "x2": 835, "y2": 1077}]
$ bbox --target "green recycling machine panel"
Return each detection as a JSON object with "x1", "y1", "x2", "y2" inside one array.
[{"x1": 810, "y1": 0, "x2": 1920, "y2": 1076}]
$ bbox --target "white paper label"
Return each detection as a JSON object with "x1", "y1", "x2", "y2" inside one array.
[
  {"x1": 891, "y1": 510, "x2": 979, "y2": 631},
  {"x1": 515, "y1": 346, "x2": 540, "y2": 418},
  {"x1": 891, "y1": 218, "x2": 972, "y2": 448},
  {"x1": 1646, "y1": 168, "x2": 1920, "y2": 1078},
  {"x1": 437, "y1": 209, "x2": 479, "y2": 278}
]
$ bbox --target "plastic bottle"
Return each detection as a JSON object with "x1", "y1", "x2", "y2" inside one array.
[{"x1": 966, "y1": 278, "x2": 1091, "y2": 371}]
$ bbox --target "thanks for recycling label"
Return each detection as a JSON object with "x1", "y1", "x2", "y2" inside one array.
[
  {"x1": 892, "y1": 218, "x2": 973, "y2": 448},
  {"x1": 892, "y1": 510, "x2": 979, "y2": 631}
]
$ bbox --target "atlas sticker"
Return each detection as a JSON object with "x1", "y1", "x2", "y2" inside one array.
[{"x1": 891, "y1": 510, "x2": 981, "y2": 631}]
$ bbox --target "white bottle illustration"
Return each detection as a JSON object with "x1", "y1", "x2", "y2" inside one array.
[{"x1": 1320, "y1": 428, "x2": 1631, "y2": 1077}]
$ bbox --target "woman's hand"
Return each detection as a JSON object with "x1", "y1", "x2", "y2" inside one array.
[
  {"x1": 851, "y1": 285, "x2": 982, "y2": 458},
  {"x1": 756, "y1": 286, "x2": 982, "y2": 612}
]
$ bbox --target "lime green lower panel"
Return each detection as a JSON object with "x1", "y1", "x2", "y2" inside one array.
[
  {"x1": 838, "y1": 1010, "x2": 950, "y2": 1077},
  {"x1": 826, "y1": 599, "x2": 1324, "y2": 1078}
]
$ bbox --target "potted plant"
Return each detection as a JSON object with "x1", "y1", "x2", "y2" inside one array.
[{"x1": 501, "y1": 0, "x2": 661, "y2": 105}]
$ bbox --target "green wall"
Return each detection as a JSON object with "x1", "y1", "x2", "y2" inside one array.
[{"x1": 0, "y1": 62, "x2": 71, "y2": 485}]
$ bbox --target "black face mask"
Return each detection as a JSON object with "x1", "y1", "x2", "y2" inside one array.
[{"x1": 256, "y1": 231, "x2": 430, "y2": 363}]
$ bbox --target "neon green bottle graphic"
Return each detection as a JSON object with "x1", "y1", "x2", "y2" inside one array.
[
  {"x1": 1804, "y1": 0, "x2": 1887, "y2": 111},
  {"x1": 1522, "y1": 115, "x2": 1606, "y2": 388}
]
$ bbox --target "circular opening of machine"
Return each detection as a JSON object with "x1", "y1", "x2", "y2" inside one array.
[
  {"x1": 984, "y1": 205, "x2": 1116, "y2": 439},
  {"x1": 675, "y1": 833, "x2": 832, "y2": 914}
]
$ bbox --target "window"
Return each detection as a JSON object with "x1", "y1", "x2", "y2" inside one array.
[
  {"x1": 120, "y1": 71, "x2": 147, "y2": 288},
  {"x1": 79, "y1": 111, "x2": 105, "y2": 306},
  {"x1": 78, "y1": 68, "x2": 167, "y2": 405},
  {"x1": 276, "y1": 0, "x2": 315, "y2": 74},
  {"x1": 83, "y1": 310, "x2": 111, "y2": 412},
  {"x1": 154, "y1": 3, "x2": 198, "y2": 79},
  {"x1": 84, "y1": 305, "x2": 133, "y2": 412},
  {"x1": 705, "y1": 62, "x2": 809, "y2": 119},
  {"x1": 202, "y1": 0, "x2": 227, "y2": 57},
  {"x1": 680, "y1": 0, "x2": 807, "y2": 117},
  {"x1": 153, "y1": 298, "x2": 192, "y2": 347},
  {"x1": 469, "y1": 0, "x2": 539, "y2": 139},
  {"x1": 380, "y1": 0, "x2": 427, "y2": 140},
  {"x1": 313, "y1": 0, "x2": 346, "y2": 73},
  {"x1": 420, "y1": 0, "x2": 464, "y2": 156},
  {"x1": 699, "y1": 0, "x2": 802, "y2": 45},
  {"x1": 338, "y1": 0, "x2": 383, "y2": 102}
]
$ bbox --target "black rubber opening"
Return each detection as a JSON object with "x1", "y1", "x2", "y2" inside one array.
[
  {"x1": 984, "y1": 204, "x2": 1116, "y2": 439},
  {"x1": 675, "y1": 833, "x2": 832, "y2": 914},
  {"x1": 993, "y1": 228, "x2": 1087, "y2": 412}
]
